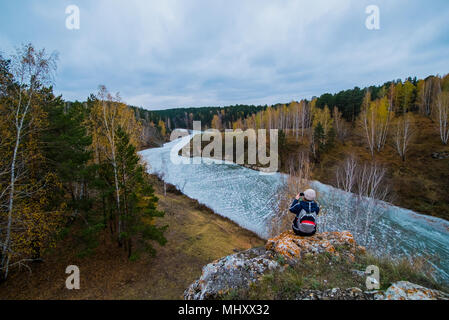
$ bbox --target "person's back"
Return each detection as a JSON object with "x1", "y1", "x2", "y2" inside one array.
[{"x1": 289, "y1": 189, "x2": 320, "y2": 236}]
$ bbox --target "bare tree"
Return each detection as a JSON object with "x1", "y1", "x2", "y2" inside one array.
[
  {"x1": 333, "y1": 106, "x2": 349, "y2": 143},
  {"x1": 332, "y1": 157, "x2": 390, "y2": 246},
  {"x1": 355, "y1": 162, "x2": 389, "y2": 244},
  {"x1": 434, "y1": 87, "x2": 449, "y2": 145},
  {"x1": 417, "y1": 77, "x2": 437, "y2": 117},
  {"x1": 359, "y1": 92, "x2": 376, "y2": 157},
  {"x1": 336, "y1": 154, "x2": 358, "y2": 193},
  {"x1": 392, "y1": 113, "x2": 414, "y2": 161},
  {"x1": 359, "y1": 92, "x2": 393, "y2": 157},
  {"x1": 268, "y1": 152, "x2": 312, "y2": 237}
]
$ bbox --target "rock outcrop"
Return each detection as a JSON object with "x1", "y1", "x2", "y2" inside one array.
[
  {"x1": 184, "y1": 231, "x2": 448, "y2": 300},
  {"x1": 266, "y1": 230, "x2": 364, "y2": 262},
  {"x1": 184, "y1": 231, "x2": 358, "y2": 300},
  {"x1": 294, "y1": 287, "x2": 376, "y2": 300},
  {"x1": 376, "y1": 281, "x2": 449, "y2": 300},
  {"x1": 184, "y1": 247, "x2": 281, "y2": 300}
]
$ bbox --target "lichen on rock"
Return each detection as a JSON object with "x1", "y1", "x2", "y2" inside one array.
[
  {"x1": 184, "y1": 247, "x2": 281, "y2": 300},
  {"x1": 265, "y1": 230, "x2": 363, "y2": 262},
  {"x1": 376, "y1": 281, "x2": 449, "y2": 300},
  {"x1": 184, "y1": 231, "x2": 448, "y2": 300},
  {"x1": 184, "y1": 231, "x2": 362, "y2": 300}
]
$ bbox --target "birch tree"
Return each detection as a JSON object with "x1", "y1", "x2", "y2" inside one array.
[
  {"x1": 392, "y1": 112, "x2": 414, "y2": 161},
  {"x1": 299, "y1": 100, "x2": 309, "y2": 138},
  {"x1": 89, "y1": 86, "x2": 141, "y2": 245},
  {"x1": 333, "y1": 106, "x2": 349, "y2": 143},
  {"x1": 312, "y1": 105, "x2": 333, "y2": 141},
  {"x1": 359, "y1": 92, "x2": 394, "y2": 157},
  {"x1": 434, "y1": 88, "x2": 449, "y2": 145},
  {"x1": 336, "y1": 154, "x2": 358, "y2": 193},
  {"x1": 333, "y1": 157, "x2": 389, "y2": 246},
  {"x1": 416, "y1": 78, "x2": 435, "y2": 117},
  {"x1": 0, "y1": 44, "x2": 57, "y2": 281},
  {"x1": 359, "y1": 91, "x2": 375, "y2": 156}
]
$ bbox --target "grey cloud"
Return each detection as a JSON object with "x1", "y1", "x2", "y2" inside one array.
[{"x1": 0, "y1": 0, "x2": 448, "y2": 109}]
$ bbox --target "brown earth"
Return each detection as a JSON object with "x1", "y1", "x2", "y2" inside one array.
[{"x1": 0, "y1": 175, "x2": 264, "y2": 300}]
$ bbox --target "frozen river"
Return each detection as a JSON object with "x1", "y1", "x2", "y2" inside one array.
[{"x1": 139, "y1": 132, "x2": 449, "y2": 283}]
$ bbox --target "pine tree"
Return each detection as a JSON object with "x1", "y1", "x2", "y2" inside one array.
[
  {"x1": 42, "y1": 99, "x2": 93, "y2": 216},
  {"x1": 115, "y1": 127, "x2": 167, "y2": 258}
]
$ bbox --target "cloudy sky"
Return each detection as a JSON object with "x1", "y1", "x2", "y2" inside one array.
[{"x1": 1, "y1": 0, "x2": 448, "y2": 110}]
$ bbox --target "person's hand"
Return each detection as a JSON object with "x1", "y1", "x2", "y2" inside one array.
[{"x1": 295, "y1": 193, "x2": 301, "y2": 200}]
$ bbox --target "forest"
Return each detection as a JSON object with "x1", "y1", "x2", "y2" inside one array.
[
  {"x1": 134, "y1": 74, "x2": 448, "y2": 138},
  {"x1": 0, "y1": 44, "x2": 167, "y2": 282}
]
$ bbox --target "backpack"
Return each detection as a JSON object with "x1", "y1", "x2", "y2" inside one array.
[{"x1": 292, "y1": 202, "x2": 317, "y2": 235}]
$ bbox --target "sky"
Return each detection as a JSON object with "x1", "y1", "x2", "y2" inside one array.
[{"x1": 1, "y1": 0, "x2": 449, "y2": 110}]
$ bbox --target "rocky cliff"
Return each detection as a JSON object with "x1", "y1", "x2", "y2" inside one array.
[{"x1": 184, "y1": 231, "x2": 449, "y2": 300}]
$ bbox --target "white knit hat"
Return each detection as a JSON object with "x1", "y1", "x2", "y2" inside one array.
[{"x1": 304, "y1": 189, "x2": 316, "y2": 201}]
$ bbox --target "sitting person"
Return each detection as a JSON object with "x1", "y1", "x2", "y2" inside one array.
[{"x1": 289, "y1": 189, "x2": 320, "y2": 236}]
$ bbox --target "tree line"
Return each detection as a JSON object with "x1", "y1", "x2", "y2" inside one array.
[
  {"x1": 133, "y1": 74, "x2": 448, "y2": 151},
  {"x1": 0, "y1": 44, "x2": 166, "y2": 282}
]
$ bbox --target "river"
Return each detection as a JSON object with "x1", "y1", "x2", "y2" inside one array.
[{"x1": 139, "y1": 131, "x2": 449, "y2": 284}]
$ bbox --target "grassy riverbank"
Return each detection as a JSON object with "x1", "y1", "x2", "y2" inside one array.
[{"x1": 0, "y1": 175, "x2": 264, "y2": 300}]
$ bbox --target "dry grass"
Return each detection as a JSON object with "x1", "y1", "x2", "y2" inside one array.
[
  {"x1": 225, "y1": 247, "x2": 447, "y2": 300},
  {"x1": 0, "y1": 175, "x2": 264, "y2": 300}
]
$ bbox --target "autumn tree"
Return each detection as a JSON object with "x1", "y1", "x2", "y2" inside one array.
[
  {"x1": 392, "y1": 112, "x2": 414, "y2": 161},
  {"x1": 157, "y1": 120, "x2": 166, "y2": 138},
  {"x1": 312, "y1": 105, "x2": 333, "y2": 143},
  {"x1": 416, "y1": 77, "x2": 437, "y2": 117},
  {"x1": 211, "y1": 114, "x2": 222, "y2": 130},
  {"x1": 358, "y1": 92, "x2": 394, "y2": 157},
  {"x1": 401, "y1": 80, "x2": 416, "y2": 112},
  {"x1": 0, "y1": 44, "x2": 61, "y2": 281},
  {"x1": 332, "y1": 106, "x2": 349, "y2": 143},
  {"x1": 434, "y1": 88, "x2": 449, "y2": 145},
  {"x1": 89, "y1": 86, "x2": 142, "y2": 245}
]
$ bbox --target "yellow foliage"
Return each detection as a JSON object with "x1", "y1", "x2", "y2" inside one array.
[
  {"x1": 158, "y1": 120, "x2": 166, "y2": 137},
  {"x1": 89, "y1": 94, "x2": 142, "y2": 165},
  {"x1": 312, "y1": 104, "x2": 333, "y2": 136}
]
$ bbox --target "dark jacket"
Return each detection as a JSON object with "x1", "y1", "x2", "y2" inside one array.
[
  {"x1": 289, "y1": 198, "x2": 320, "y2": 236},
  {"x1": 289, "y1": 199, "x2": 320, "y2": 217}
]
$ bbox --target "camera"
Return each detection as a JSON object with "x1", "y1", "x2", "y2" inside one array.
[{"x1": 300, "y1": 192, "x2": 305, "y2": 197}]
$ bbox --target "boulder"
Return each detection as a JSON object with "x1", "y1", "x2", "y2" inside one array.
[
  {"x1": 184, "y1": 247, "x2": 281, "y2": 300},
  {"x1": 184, "y1": 231, "x2": 448, "y2": 300},
  {"x1": 376, "y1": 281, "x2": 449, "y2": 300},
  {"x1": 265, "y1": 230, "x2": 364, "y2": 262},
  {"x1": 295, "y1": 287, "x2": 375, "y2": 300},
  {"x1": 184, "y1": 231, "x2": 362, "y2": 300}
]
